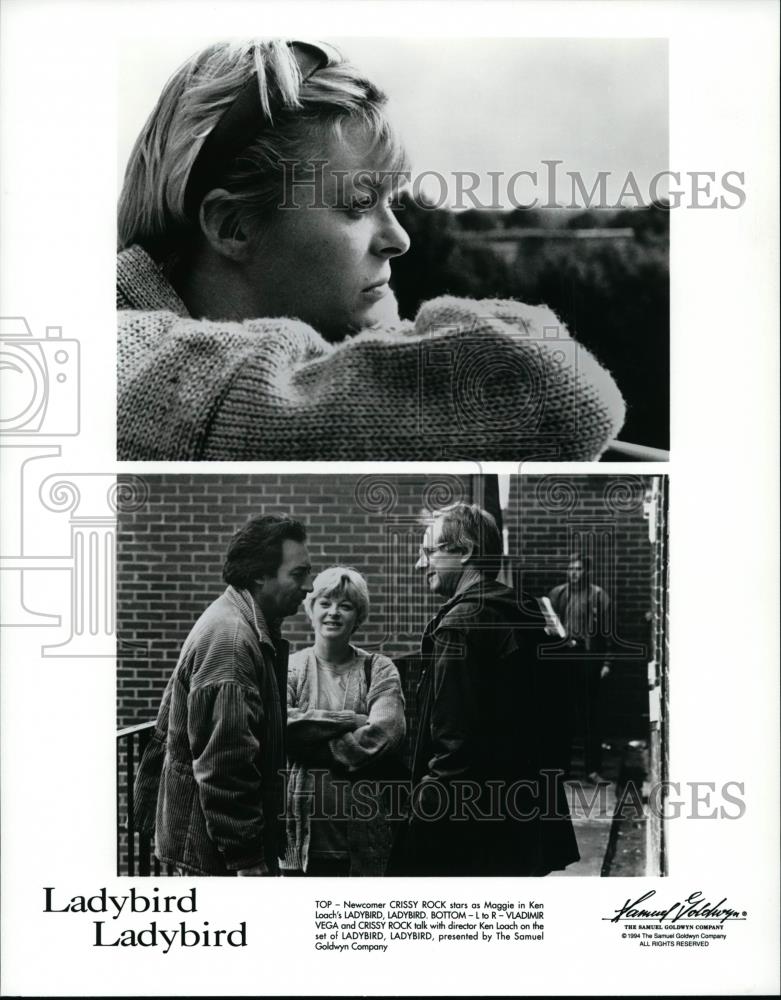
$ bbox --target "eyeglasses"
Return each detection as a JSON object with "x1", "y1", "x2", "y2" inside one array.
[
  {"x1": 183, "y1": 40, "x2": 335, "y2": 218},
  {"x1": 418, "y1": 542, "x2": 453, "y2": 560}
]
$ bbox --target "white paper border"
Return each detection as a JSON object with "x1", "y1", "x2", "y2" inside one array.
[{"x1": 1, "y1": 1, "x2": 778, "y2": 996}]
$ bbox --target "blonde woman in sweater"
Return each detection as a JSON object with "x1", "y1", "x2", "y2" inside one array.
[
  {"x1": 118, "y1": 38, "x2": 625, "y2": 460},
  {"x1": 283, "y1": 567, "x2": 405, "y2": 877}
]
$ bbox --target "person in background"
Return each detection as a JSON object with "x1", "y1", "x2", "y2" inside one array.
[
  {"x1": 548, "y1": 554, "x2": 613, "y2": 785},
  {"x1": 283, "y1": 566, "x2": 406, "y2": 876},
  {"x1": 134, "y1": 515, "x2": 314, "y2": 875}
]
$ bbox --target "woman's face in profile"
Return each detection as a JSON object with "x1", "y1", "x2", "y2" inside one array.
[{"x1": 245, "y1": 127, "x2": 410, "y2": 339}]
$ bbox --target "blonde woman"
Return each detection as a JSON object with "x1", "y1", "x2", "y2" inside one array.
[
  {"x1": 283, "y1": 567, "x2": 405, "y2": 876},
  {"x1": 117, "y1": 38, "x2": 625, "y2": 461}
]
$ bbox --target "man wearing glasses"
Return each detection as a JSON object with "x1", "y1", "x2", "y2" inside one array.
[
  {"x1": 392, "y1": 502, "x2": 578, "y2": 876},
  {"x1": 134, "y1": 514, "x2": 314, "y2": 876}
]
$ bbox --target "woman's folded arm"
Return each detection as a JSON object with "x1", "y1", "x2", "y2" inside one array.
[
  {"x1": 328, "y1": 656, "x2": 406, "y2": 773},
  {"x1": 118, "y1": 296, "x2": 625, "y2": 461}
]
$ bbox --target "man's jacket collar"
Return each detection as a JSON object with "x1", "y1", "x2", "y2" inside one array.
[
  {"x1": 427, "y1": 576, "x2": 506, "y2": 631},
  {"x1": 226, "y1": 585, "x2": 279, "y2": 651}
]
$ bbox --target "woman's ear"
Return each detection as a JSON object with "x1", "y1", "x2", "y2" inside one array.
[{"x1": 198, "y1": 189, "x2": 252, "y2": 262}]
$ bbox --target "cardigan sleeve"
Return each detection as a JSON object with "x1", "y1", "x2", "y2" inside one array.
[
  {"x1": 285, "y1": 652, "x2": 363, "y2": 767},
  {"x1": 328, "y1": 654, "x2": 406, "y2": 773},
  {"x1": 286, "y1": 708, "x2": 362, "y2": 745}
]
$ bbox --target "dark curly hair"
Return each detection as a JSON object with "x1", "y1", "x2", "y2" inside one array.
[{"x1": 223, "y1": 514, "x2": 307, "y2": 588}]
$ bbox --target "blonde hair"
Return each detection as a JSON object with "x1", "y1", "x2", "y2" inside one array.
[
  {"x1": 118, "y1": 39, "x2": 407, "y2": 261},
  {"x1": 304, "y1": 566, "x2": 370, "y2": 632}
]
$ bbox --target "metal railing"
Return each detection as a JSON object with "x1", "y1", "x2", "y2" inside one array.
[
  {"x1": 603, "y1": 440, "x2": 669, "y2": 462},
  {"x1": 116, "y1": 720, "x2": 174, "y2": 876},
  {"x1": 115, "y1": 655, "x2": 421, "y2": 877}
]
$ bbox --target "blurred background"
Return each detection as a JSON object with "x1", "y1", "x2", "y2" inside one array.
[{"x1": 389, "y1": 198, "x2": 669, "y2": 450}]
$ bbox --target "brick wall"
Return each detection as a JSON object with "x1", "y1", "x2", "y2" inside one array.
[
  {"x1": 117, "y1": 473, "x2": 474, "y2": 730},
  {"x1": 117, "y1": 474, "x2": 659, "y2": 740}
]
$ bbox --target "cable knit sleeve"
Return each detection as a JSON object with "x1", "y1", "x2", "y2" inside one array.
[
  {"x1": 328, "y1": 654, "x2": 406, "y2": 773},
  {"x1": 285, "y1": 649, "x2": 363, "y2": 772},
  {"x1": 118, "y1": 296, "x2": 625, "y2": 461}
]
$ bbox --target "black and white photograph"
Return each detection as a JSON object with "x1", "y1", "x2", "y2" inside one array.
[
  {"x1": 116, "y1": 473, "x2": 668, "y2": 879},
  {"x1": 1, "y1": 0, "x2": 779, "y2": 996},
  {"x1": 117, "y1": 37, "x2": 669, "y2": 462}
]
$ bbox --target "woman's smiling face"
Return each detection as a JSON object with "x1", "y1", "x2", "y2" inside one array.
[
  {"x1": 311, "y1": 590, "x2": 360, "y2": 642},
  {"x1": 245, "y1": 126, "x2": 410, "y2": 339}
]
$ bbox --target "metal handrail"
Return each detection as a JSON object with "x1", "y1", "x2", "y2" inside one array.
[
  {"x1": 117, "y1": 720, "x2": 155, "y2": 739},
  {"x1": 113, "y1": 655, "x2": 426, "y2": 876},
  {"x1": 116, "y1": 720, "x2": 173, "y2": 876},
  {"x1": 604, "y1": 440, "x2": 669, "y2": 462}
]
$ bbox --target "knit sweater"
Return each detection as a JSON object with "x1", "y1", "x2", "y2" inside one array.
[
  {"x1": 117, "y1": 244, "x2": 625, "y2": 461},
  {"x1": 283, "y1": 646, "x2": 405, "y2": 875}
]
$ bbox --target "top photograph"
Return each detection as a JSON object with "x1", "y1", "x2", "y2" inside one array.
[{"x1": 116, "y1": 37, "x2": 669, "y2": 462}]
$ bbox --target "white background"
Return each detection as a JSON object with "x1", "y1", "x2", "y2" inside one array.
[{"x1": 1, "y1": 0, "x2": 779, "y2": 996}]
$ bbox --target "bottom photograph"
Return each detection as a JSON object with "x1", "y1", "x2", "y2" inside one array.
[{"x1": 116, "y1": 473, "x2": 668, "y2": 879}]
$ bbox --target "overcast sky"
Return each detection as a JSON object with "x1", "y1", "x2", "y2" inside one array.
[{"x1": 119, "y1": 36, "x2": 668, "y2": 208}]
